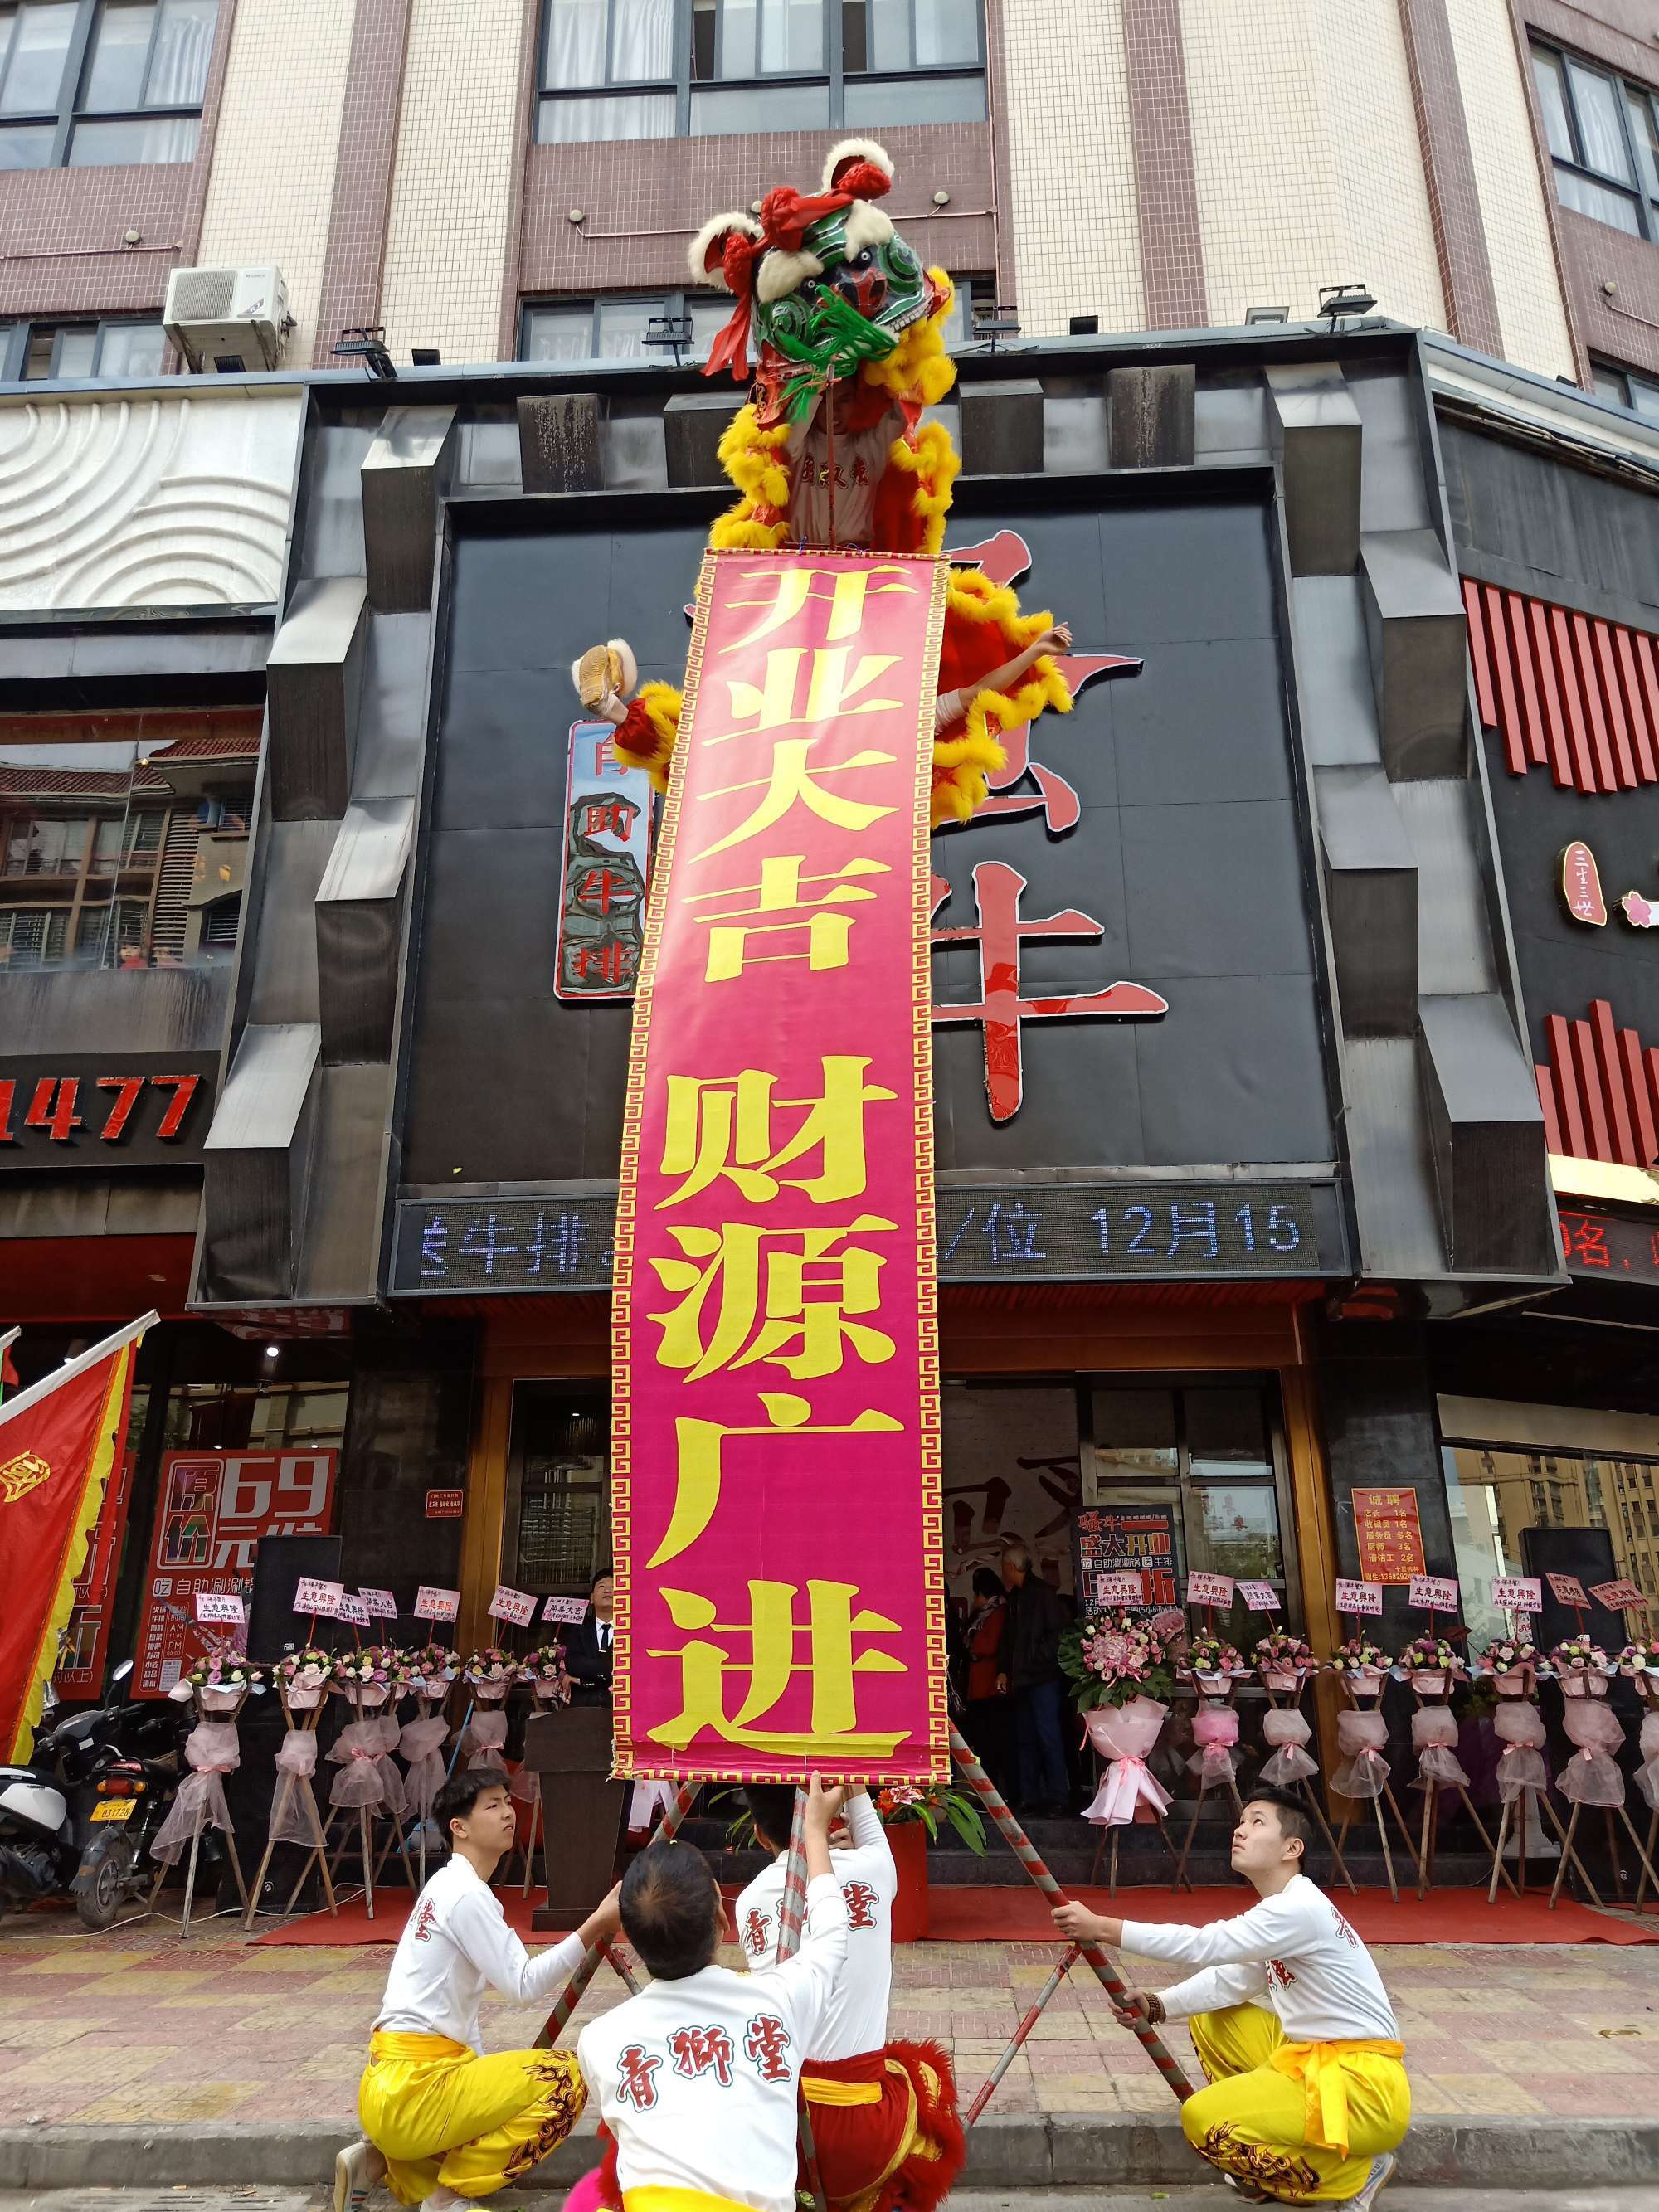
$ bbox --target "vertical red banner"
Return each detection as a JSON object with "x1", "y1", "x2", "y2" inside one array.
[{"x1": 614, "y1": 549, "x2": 948, "y2": 1782}]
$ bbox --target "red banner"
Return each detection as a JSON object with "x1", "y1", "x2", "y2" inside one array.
[
  {"x1": 134, "y1": 1446, "x2": 338, "y2": 1695},
  {"x1": 52, "y1": 1425, "x2": 138, "y2": 1697},
  {"x1": 614, "y1": 549, "x2": 948, "y2": 1782},
  {"x1": 0, "y1": 1320, "x2": 145, "y2": 1760},
  {"x1": 1353, "y1": 1486, "x2": 1426, "y2": 1587}
]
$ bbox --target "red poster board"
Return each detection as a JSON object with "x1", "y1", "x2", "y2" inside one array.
[
  {"x1": 1353, "y1": 1487, "x2": 1426, "y2": 1587},
  {"x1": 134, "y1": 1447, "x2": 338, "y2": 1694}
]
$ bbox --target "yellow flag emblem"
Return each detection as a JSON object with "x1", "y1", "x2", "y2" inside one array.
[{"x1": 0, "y1": 1451, "x2": 51, "y2": 1505}]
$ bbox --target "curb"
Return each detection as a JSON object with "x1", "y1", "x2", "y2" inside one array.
[{"x1": 2, "y1": 2112, "x2": 1657, "y2": 2191}]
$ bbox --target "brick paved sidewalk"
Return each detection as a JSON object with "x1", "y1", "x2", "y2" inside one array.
[{"x1": 2, "y1": 1908, "x2": 1657, "y2": 2130}]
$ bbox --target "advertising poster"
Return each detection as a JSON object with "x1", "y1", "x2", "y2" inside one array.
[
  {"x1": 134, "y1": 1447, "x2": 338, "y2": 1694},
  {"x1": 1074, "y1": 1505, "x2": 1180, "y2": 1607}
]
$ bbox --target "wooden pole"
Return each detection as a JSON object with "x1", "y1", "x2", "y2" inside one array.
[
  {"x1": 775, "y1": 1788, "x2": 828, "y2": 2212},
  {"x1": 949, "y1": 1724, "x2": 1195, "y2": 2102}
]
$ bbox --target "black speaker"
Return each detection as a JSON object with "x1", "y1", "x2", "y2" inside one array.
[
  {"x1": 1521, "y1": 1525, "x2": 1622, "y2": 1652},
  {"x1": 248, "y1": 1533, "x2": 343, "y2": 1663}
]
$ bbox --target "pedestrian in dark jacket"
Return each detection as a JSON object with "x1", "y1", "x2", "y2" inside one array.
[
  {"x1": 959, "y1": 1568, "x2": 1011, "y2": 1798},
  {"x1": 999, "y1": 1541, "x2": 1071, "y2": 1817}
]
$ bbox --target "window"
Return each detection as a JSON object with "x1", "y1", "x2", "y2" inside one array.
[
  {"x1": 1532, "y1": 41, "x2": 1659, "y2": 240},
  {"x1": 538, "y1": 0, "x2": 983, "y2": 143},
  {"x1": 0, "y1": 0, "x2": 216, "y2": 171},
  {"x1": 1592, "y1": 358, "x2": 1659, "y2": 423},
  {"x1": 521, "y1": 290, "x2": 731, "y2": 363},
  {"x1": 0, "y1": 318, "x2": 167, "y2": 381},
  {"x1": 0, "y1": 713, "x2": 258, "y2": 974},
  {"x1": 1443, "y1": 1439, "x2": 1659, "y2": 1643}
]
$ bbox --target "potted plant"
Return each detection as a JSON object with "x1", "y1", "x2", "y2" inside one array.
[
  {"x1": 874, "y1": 1782, "x2": 987, "y2": 1942},
  {"x1": 1550, "y1": 1636, "x2": 1610, "y2": 1698},
  {"x1": 1255, "y1": 1630, "x2": 1312, "y2": 1693},
  {"x1": 1398, "y1": 1632, "x2": 1464, "y2": 1699},
  {"x1": 1477, "y1": 1634, "x2": 1537, "y2": 1697},
  {"x1": 1061, "y1": 1610, "x2": 1178, "y2": 1827},
  {"x1": 272, "y1": 1648, "x2": 332, "y2": 1710},
  {"x1": 1326, "y1": 1636, "x2": 1389, "y2": 1699}
]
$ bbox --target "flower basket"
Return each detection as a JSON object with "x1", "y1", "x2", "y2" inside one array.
[
  {"x1": 1261, "y1": 1670, "x2": 1299, "y2": 1693},
  {"x1": 1351, "y1": 1665, "x2": 1386, "y2": 1697},
  {"x1": 466, "y1": 1647, "x2": 517, "y2": 1703},
  {"x1": 198, "y1": 1685, "x2": 243, "y2": 1714},
  {"x1": 1551, "y1": 1638, "x2": 1610, "y2": 1699},
  {"x1": 888, "y1": 1819, "x2": 928, "y2": 1942},
  {"x1": 1060, "y1": 1610, "x2": 1176, "y2": 1714},
  {"x1": 275, "y1": 1650, "x2": 333, "y2": 1711},
  {"x1": 1495, "y1": 1669, "x2": 1531, "y2": 1698},
  {"x1": 1327, "y1": 1639, "x2": 1388, "y2": 1700},
  {"x1": 1409, "y1": 1670, "x2": 1447, "y2": 1698}
]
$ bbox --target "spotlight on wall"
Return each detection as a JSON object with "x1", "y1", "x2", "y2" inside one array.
[
  {"x1": 332, "y1": 325, "x2": 397, "y2": 380},
  {"x1": 1245, "y1": 304, "x2": 1290, "y2": 324},
  {"x1": 264, "y1": 1344, "x2": 280, "y2": 1361},
  {"x1": 1068, "y1": 314, "x2": 1099, "y2": 336},
  {"x1": 932, "y1": 189, "x2": 950, "y2": 207},
  {"x1": 567, "y1": 207, "x2": 586, "y2": 225},
  {"x1": 1318, "y1": 283, "x2": 1377, "y2": 332},
  {"x1": 411, "y1": 346, "x2": 441, "y2": 367},
  {"x1": 644, "y1": 312, "x2": 694, "y2": 367},
  {"x1": 971, "y1": 300, "x2": 1021, "y2": 356}
]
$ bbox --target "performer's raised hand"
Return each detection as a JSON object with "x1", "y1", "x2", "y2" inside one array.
[
  {"x1": 804, "y1": 1773, "x2": 849, "y2": 1831},
  {"x1": 1036, "y1": 622, "x2": 1073, "y2": 654},
  {"x1": 577, "y1": 1880, "x2": 625, "y2": 1949},
  {"x1": 1051, "y1": 1898, "x2": 1121, "y2": 1946},
  {"x1": 1112, "y1": 1988, "x2": 1165, "y2": 2029}
]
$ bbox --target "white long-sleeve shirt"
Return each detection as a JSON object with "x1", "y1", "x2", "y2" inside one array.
[
  {"x1": 733, "y1": 1793, "x2": 896, "y2": 2061},
  {"x1": 374, "y1": 1855, "x2": 585, "y2": 2054},
  {"x1": 1121, "y1": 1875, "x2": 1399, "y2": 2045},
  {"x1": 578, "y1": 1873, "x2": 850, "y2": 2212}
]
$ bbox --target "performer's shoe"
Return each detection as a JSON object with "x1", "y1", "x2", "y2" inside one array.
[
  {"x1": 417, "y1": 2189, "x2": 469, "y2": 2212},
  {"x1": 1341, "y1": 2152, "x2": 1397, "y2": 2209},
  {"x1": 333, "y1": 2139, "x2": 386, "y2": 2212},
  {"x1": 1222, "y1": 2177, "x2": 1273, "y2": 2204}
]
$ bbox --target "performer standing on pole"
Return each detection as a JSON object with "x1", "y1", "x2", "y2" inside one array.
[
  {"x1": 1053, "y1": 1787, "x2": 1408, "y2": 2209},
  {"x1": 573, "y1": 1776, "x2": 850, "y2": 2212},
  {"x1": 336, "y1": 1771, "x2": 620, "y2": 2212},
  {"x1": 735, "y1": 1784, "x2": 964, "y2": 2212}
]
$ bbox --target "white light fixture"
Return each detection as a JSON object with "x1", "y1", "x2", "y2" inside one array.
[
  {"x1": 1245, "y1": 304, "x2": 1289, "y2": 325},
  {"x1": 567, "y1": 207, "x2": 586, "y2": 226},
  {"x1": 264, "y1": 1344, "x2": 280, "y2": 1359},
  {"x1": 932, "y1": 189, "x2": 950, "y2": 207}
]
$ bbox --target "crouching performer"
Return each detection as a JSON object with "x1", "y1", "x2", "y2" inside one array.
[
  {"x1": 575, "y1": 1774, "x2": 850, "y2": 2212},
  {"x1": 736, "y1": 1784, "x2": 964, "y2": 2212},
  {"x1": 334, "y1": 1770, "x2": 620, "y2": 2212},
  {"x1": 1055, "y1": 1787, "x2": 1407, "y2": 2210}
]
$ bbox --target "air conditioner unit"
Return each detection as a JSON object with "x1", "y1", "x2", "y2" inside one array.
[{"x1": 163, "y1": 264, "x2": 289, "y2": 373}]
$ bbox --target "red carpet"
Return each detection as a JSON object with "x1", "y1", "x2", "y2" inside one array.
[{"x1": 255, "y1": 1882, "x2": 1657, "y2": 1947}]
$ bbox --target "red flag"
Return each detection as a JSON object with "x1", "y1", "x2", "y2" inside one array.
[
  {"x1": 0, "y1": 1313, "x2": 153, "y2": 1761},
  {"x1": 0, "y1": 1327, "x2": 18, "y2": 1396}
]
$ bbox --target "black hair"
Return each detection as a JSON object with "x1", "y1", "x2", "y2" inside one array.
[
  {"x1": 971, "y1": 1567, "x2": 1003, "y2": 1602},
  {"x1": 590, "y1": 1566, "x2": 615, "y2": 1593},
  {"x1": 435, "y1": 1767, "x2": 510, "y2": 1840},
  {"x1": 620, "y1": 1840, "x2": 721, "y2": 1980},
  {"x1": 744, "y1": 1784, "x2": 799, "y2": 1854},
  {"x1": 1243, "y1": 1785, "x2": 1313, "y2": 1857}
]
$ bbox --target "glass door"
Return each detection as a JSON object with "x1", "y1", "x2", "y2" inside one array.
[{"x1": 502, "y1": 1383, "x2": 611, "y2": 1600}]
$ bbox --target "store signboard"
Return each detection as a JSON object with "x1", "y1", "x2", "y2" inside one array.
[
  {"x1": 1558, "y1": 1207, "x2": 1659, "y2": 1283},
  {"x1": 0, "y1": 1055, "x2": 216, "y2": 1169},
  {"x1": 134, "y1": 1449, "x2": 338, "y2": 1695}
]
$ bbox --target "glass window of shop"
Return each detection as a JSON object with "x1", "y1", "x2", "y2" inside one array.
[
  {"x1": 1443, "y1": 1438, "x2": 1659, "y2": 1646},
  {"x1": 503, "y1": 1383, "x2": 611, "y2": 1598},
  {"x1": 1084, "y1": 1380, "x2": 1298, "y2": 1646},
  {"x1": 0, "y1": 712, "x2": 259, "y2": 973}
]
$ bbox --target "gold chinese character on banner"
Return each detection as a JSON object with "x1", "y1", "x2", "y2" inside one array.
[
  {"x1": 687, "y1": 853, "x2": 890, "y2": 983},
  {"x1": 649, "y1": 1217, "x2": 897, "y2": 1382},
  {"x1": 647, "y1": 1389, "x2": 903, "y2": 1567},
  {"x1": 706, "y1": 650, "x2": 905, "y2": 747},
  {"x1": 648, "y1": 1577, "x2": 907, "y2": 1756},
  {"x1": 657, "y1": 1056, "x2": 895, "y2": 1208},
  {"x1": 725, "y1": 562, "x2": 918, "y2": 649},
  {"x1": 695, "y1": 739, "x2": 899, "y2": 860}
]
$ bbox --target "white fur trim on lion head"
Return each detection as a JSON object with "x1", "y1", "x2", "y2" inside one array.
[
  {"x1": 843, "y1": 201, "x2": 894, "y2": 257},
  {"x1": 688, "y1": 211, "x2": 763, "y2": 291},
  {"x1": 757, "y1": 247, "x2": 825, "y2": 304},
  {"x1": 822, "y1": 138, "x2": 894, "y2": 195}
]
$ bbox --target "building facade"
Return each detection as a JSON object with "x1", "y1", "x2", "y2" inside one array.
[{"x1": 2, "y1": 0, "x2": 1659, "y2": 1775}]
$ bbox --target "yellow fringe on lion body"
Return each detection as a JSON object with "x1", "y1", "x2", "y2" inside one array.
[
  {"x1": 615, "y1": 682, "x2": 684, "y2": 792},
  {"x1": 929, "y1": 663, "x2": 1075, "y2": 826}
]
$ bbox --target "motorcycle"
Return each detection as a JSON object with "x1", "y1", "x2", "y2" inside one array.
[{"x1": 0, "y1": 1662, "x2": 187, "y2": 1929}]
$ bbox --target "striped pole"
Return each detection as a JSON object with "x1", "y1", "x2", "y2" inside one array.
[
  {"x1": 948, "y1": 1724, "x2": 1194, "y2": 2102},
  {"x1": 537, "y1": 1780, "x2": 698, "y2": 2046},
  {"x1": 966, "y1": 1942, "x2": 1081, "y2": 2126},
  {"x1": 775, "y1": 1788, "x2": 828, "y2": 2212}
]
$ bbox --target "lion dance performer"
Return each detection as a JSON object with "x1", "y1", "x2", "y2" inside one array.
[
  {"x1": 573, "y1": 138, "x2": 1073, "y2": 830},
  {"x1": 737, "y1": 1785, "x2": 964, "y2": 2212}
]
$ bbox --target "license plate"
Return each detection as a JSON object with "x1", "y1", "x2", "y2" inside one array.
[{"x1": 90, "y1": 1798, "x2": 136, "y2": 1823}]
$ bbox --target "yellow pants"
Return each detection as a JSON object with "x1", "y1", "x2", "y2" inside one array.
[
  {"x1": 358, "y1": 2029, "x2": 586, "y2": 2205},
  {"x1": 1180, "y1": 2006, "x2": 1409, "y2": 2204}
]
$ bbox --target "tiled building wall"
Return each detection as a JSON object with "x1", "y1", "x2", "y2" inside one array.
[
  {"x1": 1178, "y1": 0, "x2": 1444, "y2": 333},
  {"x1": 378, "y1": 0, "x2": 530, "y2": 364},
  {"x1": 1444, "y1": 0, "x2": 1575, "y2": 378},
  {"x1": 1000, "y1": 0, "x2": 1143, "y2": 337},
  {"x1": 196, "y1": 0, "x2": 358, "y2": 369}
]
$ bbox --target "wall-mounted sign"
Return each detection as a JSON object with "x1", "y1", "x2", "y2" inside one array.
[
  {"x1": 424, "y1": 1488, "x2": 465, "y2": 1519},
  {"x1": 0, "y1": 1055, "x2": 215, "y2": 1168},
  {"x1": 1559, "y1": 842, "x2": 1608, "y2": 926},
  {"x1": 1352, "y1": 1487, "x2": 1426, "y2": 1587},
  {"x1": 134, "y1": 1450, "x2": 338, "y2": 1694},
  {"x1": 554, "y1": 719, "x2": 655, "y2": 999},
  {"x1": 1559, "y1": 1207, "x2": 1659, "y2": 1282},
  {"x1": 392, "y1": 1179, "x2": 1340, "y2": 1296}
]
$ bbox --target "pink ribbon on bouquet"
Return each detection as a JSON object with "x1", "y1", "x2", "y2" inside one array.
[
  {"x1": 1333, "y1": 1709, "x2": 1389, "y2": 1801},
  {"x1": 1557, "y1": 1698, "x2": 1626, "y2": 1807},
  {"x1": 1188, "y1": 1704, "x2": 1242, "y2": 1785},
  {"x1": 150, "y1": 1721, "x2": 241, "y2": 1864},
  {"x1": 1409, "y1": 1703, "x2": 1470, "y2": 1789},
  {"x1": 1492, "y1": 1700, "x2": 1547, "y2": 1801},
  {"x1": 1259, "y1": 1706, "x2": 1318, "y2": 1786},
  {"x1": 329, "y1": 1720, "x2": 391, "y2": 1810}
]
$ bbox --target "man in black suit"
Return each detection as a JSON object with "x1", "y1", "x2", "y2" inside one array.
[{"x1": 564, "y1": 1568, "x2": 616, "y2": 1706}]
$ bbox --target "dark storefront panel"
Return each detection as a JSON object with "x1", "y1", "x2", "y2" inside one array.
[{"x1": 404, "y1": 493, "x2": 1335, "y2": 1196}]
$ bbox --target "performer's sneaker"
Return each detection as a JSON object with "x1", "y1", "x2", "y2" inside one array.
[
  {"x1": 1342, "y1": 2152, "x2": 1397, "y2": 2209},
  {"x1": 333, "y1": 2138, "x2": 386, "y2": 2212},
  {"x1": 1222, "y1": 2177, "x2": 1273, "y2": 2203}
]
